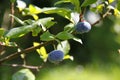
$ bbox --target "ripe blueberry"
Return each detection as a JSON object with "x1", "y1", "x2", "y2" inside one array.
[
  {"x1": 75, "y1": 21, "x2": 91, "y2": 33},
  {"x1": 48, "y1": 50, "x2": 64, "y2": 63}
]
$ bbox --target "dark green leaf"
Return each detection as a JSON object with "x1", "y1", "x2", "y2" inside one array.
[
  {"x1": 32, "y1": 26, "x2": 42, "y2": 36},
  {"x1": 82, "y1": 0, "x2": 97, "y2": 7},
  {"x1": 117, "y1": 0, "x2": 120, "y2": 10},
  {"x1": 55, "y1": 0, "x2": 80, "y2": 12},
  {"x1": 12, "y1": 69, "x2": 35, "y2": 80},
  {"x1": 40, "y1": 31, "x2": 55, "y2": 41},
  {"x1": 10, "y1": 0, "x2": 16, "y2": 3},
  {"x1": 56, "y1": 31, "x2": 74, "y2": 40}
]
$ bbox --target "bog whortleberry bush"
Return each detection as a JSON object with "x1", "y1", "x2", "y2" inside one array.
[
  {"x1": 48, "y1": 50, "x2": 64, "y2": 63},
  {"x1": 75, "y1": 21, "x2": 91, "y2": 33}
]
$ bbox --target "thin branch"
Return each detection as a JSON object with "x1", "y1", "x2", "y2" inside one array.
[
  {"x1": 91, "y1": 9, "x2": 111, "y2": 26},
  {"x1": 0, "y1": 40, "x2": 54, "y2": 64},
  {"x1": 10, "y1": 2, "x2": 15, "y2": 28},
  {"x1": 79, "y1": 7, "x2": 86, "y2": 22},
  {"x1": 2, "y1": 63, "x2": 44, "y2": 71}
]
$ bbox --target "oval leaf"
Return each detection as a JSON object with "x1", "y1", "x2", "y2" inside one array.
[
  {"x1": 82, "y1": 0, "x2": 97, "y2": 7},
  {"x1": 40, "y1": 31, "x2": 55, "y2": 41},
  {"x1": 33, "y1": 42, "x2": 48, "y2": 62},
  {"x1": 5, "y1": 25, "x2": 34, "y2": 38},
  {"x1": 42, "y1": 7, "x2": 71, "y2": 20},
  {"x1": 12, "y1": 69, "x2": 35, "y2": 80},
  {"x1": 57, "y1": 40, "x2": 70, "y2": 54},
  {"x1": 56, "y1": 31, "x2": 74, "y2": 40}
]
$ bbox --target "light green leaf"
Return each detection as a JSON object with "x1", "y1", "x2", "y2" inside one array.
[
  {"x1": 16, "y1": 0, "x2": 26, "y2": 11},
  {"x1": 64, "y1": 23, "x2": 75, "y2": 33},
  {"x1": 32, "y1": 14, "x2": 39, "y2": 20},
  {"x1": 10, "y1": 0, "x2": 16, "y2": 3},
  {"x1": 55, "y1": 0, "x2": 80, "y2": 12},
  {"x1": 5, "y1": 17, "x2": 55, "y2": 38},
  {"x1": 56, "y1": 31, "x2": 74, "y2": 40},
  {"x1": 40, "y1": 31, "x2": 55, "y2": 41},
  {"x1": 0, "y1": 28, "x2": 5, "y2": 36},
  {"x1": 38, "y1": 17, "x2": 56, "y2": 29},
  {"x1": 73, "y1": 37, "x2": 83, "y2": 44},
  {"x1": 32, "y1": 26, "x2": 42, "y2": 36},
  {"x1": 82, "y1": 0, "x2": 97, "y2": 7},
  {"x1": 57, "y1": 40, "x2": 70, "y2": 54},
  {"x1": 42, "y1": 7, "x2": 71, "y2": 20},
  {"x1": 29, "y1": 4, "x2": 41, "y2": 14},
  {"x1": 64, "y1": 55, "x2": 74, "y2": 61},
  {"x1": 12, "y1": 69, "x2": 35, "y2": 80},
  {"x1": 71, "y1": 12, "x2": 80, "y2": 24},
  {"x1": 33, "y1": 42, "x2": 48, "y2": 62},
  {"x1": 117, "y1": 0, "x2": 120, "y2": 11},
  {"x1": 9, "y1": 14, "x2": 26, "y2": 25},
  {"x1": 29, "y1": 4, "x2": 42, "y2": 20},
  {"x1": 108, "y1": 0, "x2": 114, "y2": 3},
  {"x1": 5, "y1": 25, "x2": 33, "y2": 38}
]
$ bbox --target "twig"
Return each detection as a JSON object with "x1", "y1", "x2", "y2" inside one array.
[
  {"x1": 91, "y1": 9, "x2": 111, "y2": 26},
  {"x1": 79, "y1": 7, "x2": 86, "y2": 22},
  {"x1": 2, "y1": 63, "x2": 44, "y2": 71},
  {"x1": 0, "y1": 40, "x2": 54, "y2": 64},
  {"x1": 10, "y1": 2, "x2": 15, "y2": 28}
]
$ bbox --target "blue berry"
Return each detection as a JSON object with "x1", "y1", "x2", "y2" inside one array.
[
  {"x1": 48, "y1": 50, "x2": 64, "y2": 63},
  {"x1": 75, "y1": 21, "x2": 91, "y2": 33}
]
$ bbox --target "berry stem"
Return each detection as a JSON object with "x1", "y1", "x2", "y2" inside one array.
[{"x1": 79, "y1": 7, "x2": 86, "y2": 22}]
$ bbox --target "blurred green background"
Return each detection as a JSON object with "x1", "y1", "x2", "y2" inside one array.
[{"x1": 1, "y1": 0, "x2": 120, "y2": 80}]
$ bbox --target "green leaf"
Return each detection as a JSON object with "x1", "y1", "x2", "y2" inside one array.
[
  {"x1": 5, "y1": 24, "x2": 38, "y2": 38},
  {"x1": 29, "y1": 4, "x2": 41, "y2": 14},
  {"x1": 9, "y1": 14, "x2": 26, "y2": 25},
  {"x1": 117, "y1": 0, "x2": 120, "y2": 11},
  {"x1": 57, "y1": 40, "x2": 70, "y2": 54},
  {"x1": 64, "y1": 55, "x2": 74, "y2": 61},
  {"x1": 55, "y1": 0, "x2": 80, "y2": 12},
  {"x1": 70, "y1": 12, "x2": 80, "y2": 24},
  {"x1": 40, "y1": 31, "x2": 55, "y2": 41},
  {"x1": 42, "y1": 7, "x2": 71, "y2": 20},
  {"x1": 5, "y1": 25, "x2": 32, "y2": 38},
  {"x1": 56, "y1": 31, "x2": 74, "y2": 40},
  {"x1": 108, "y1": 0, "x2": 114, "y2": 3},
  {"x1": 5, "y1": 17, "x2": 55, "y2": 38},
  {"x1": 64, "y1": 23, "x2": 75, "y2": 33},
  {"x1": 82, "y1": 0, "x2": 97, "y2": 7},
  {"x1": 33, "y1": 42, "x2": 48, "y2": 62},
  {"x1": 28, "y1": 4, "x2": 42, "y2": 20},
  {"x1": 71, "y1": 0, "x2": 80, "y2": 12},
  {"x1": 0, "y1": 28, "x2": 5, "y2": 37},
  {"x1": 73, "y1": 37, "x2": 83, "y2": 44},
  {"x1": 38, "y1": 17, "x2": 56, "y2": 29},
  {"x1": 10, "y1": 0, "x2": 16, "y2": 3},
  {"x1": 12, "y1": 69, "x2": 35, "y2": 80},
  {"x1": 32, "y1": 26, "x2": 42, "y2": 36}
]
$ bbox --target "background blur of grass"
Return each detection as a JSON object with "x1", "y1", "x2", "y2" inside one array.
[{"x1": 36, "y1": 63, "x2": 120, "y2": 80}]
